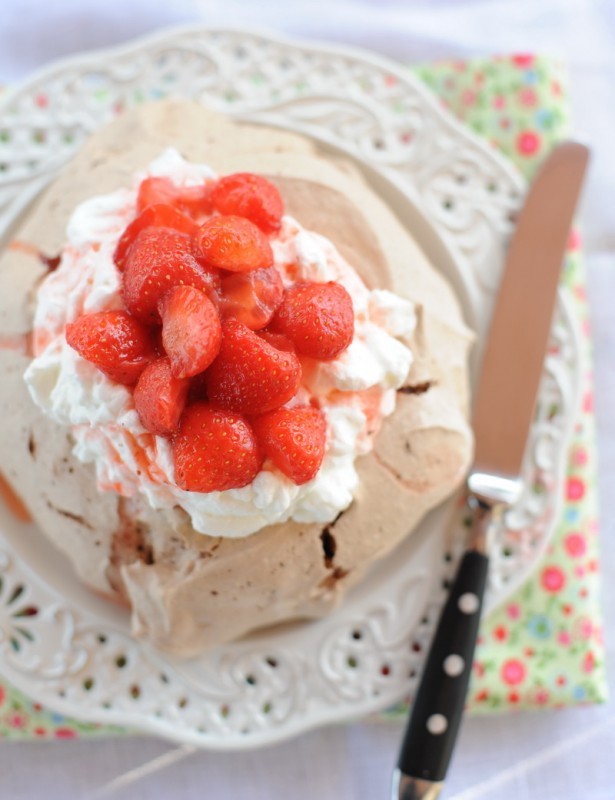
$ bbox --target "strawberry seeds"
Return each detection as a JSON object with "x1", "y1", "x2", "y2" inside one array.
[{"x1": 66, "y1": 172, "x2": 354, "y2": 492}]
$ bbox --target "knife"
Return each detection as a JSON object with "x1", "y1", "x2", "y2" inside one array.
[{"x1": 392, "y1": 141, "x2": 590, "y2": 800}]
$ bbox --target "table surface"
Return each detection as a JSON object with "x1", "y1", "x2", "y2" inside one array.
[{"x1": 1, "y1": 1, "x2": 614, "y2": 799}]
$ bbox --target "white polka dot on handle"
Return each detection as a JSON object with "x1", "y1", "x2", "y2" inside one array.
[
  {"x1": 443, "y1": 654, "x2": 465, "y2": 677},
  {"x1": 426, "y1": 714, "x2": 448, "y2": 735},
  {"x1": 458, "y1": 592, "x2": 479, "y2": 614}
]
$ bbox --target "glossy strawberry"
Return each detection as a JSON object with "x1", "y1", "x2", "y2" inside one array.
[
  {"x1": 205, "y1": 319, "x2": 302, "y2": 415},
  {"x1": 219, "y1": 267, "x2": 284, "y2": 330},
  {"x1": 137, "y1": 176, "x2": 214, "y2": 217},
  {"x1": 272, "y1": 281, "x2": 354, "y2": 360},
  {"x1": 173, "y1": 403, "x2": 263, "y2": 492},
  {"x1": 133, "y1": 357, "x2": 190, "y2": 436},
  {"x1": 65, "y1": 310, "x2": 154, "y2": 385},
  {"x1": 122, "y1": 227, "x2": 220, "y2": 324},
  {"x1": 212, "y1": 173, "x2": 284, "y2": 233},
  {"x1": 159, "y1": 285, "x2": 222, "y2": 378},
  {"x1": 257, "y1": 329, "x2": 296, "y2": 353},
  {"x1": 114, "y1": 204, "x2": 198, "y2": 272},
  {"x1": 252, "y1": 405, "x2": 327, "y2": 485},
  {"x1": 196, "y1": 215, "x2": 273, "y2": 273}
]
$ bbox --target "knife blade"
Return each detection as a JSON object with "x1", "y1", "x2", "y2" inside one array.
[{"x1": 392, "y1": 141, "x2": 590, "y2": 800}]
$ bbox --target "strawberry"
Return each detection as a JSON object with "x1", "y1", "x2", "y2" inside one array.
[
  {"x1": 272, "y1": 281, "x2": 354, "y2": 360},
  {"x1": 205, "y1": 319, "x2": 302, "y2": 415},
  {"x1": 137, "y1": 176, "x2": 214, "y2": 217},
  {"x1": 66, "y1": 310, "x2": 154, "y2": 385},
  {"x1": 212, "y1": 173, "x2": 284, "y2": 233},
  {"x1": 159, "y1": 285, "x2": 222, "y2": 378},
  {"x1": 137, "y1": 177, "x2": 178, "y2": 212},
  {"x1": 173, "y1": 403, "x2": 263, "y2": 492},
  {"x1": 252, "y1": 405, "x2": 327, "y2": 485},
  {"x1": 257, "y1": 329, "x2": 296, "y2": 352},
  {"x1": 219, "y1": 267, "x2": 283, "y2": 330},
  {"x1": 114, "y1": 204, "x2": 198, "y2": 272},
  {"x1": 122, "y1": 227, "x2": 220, "y2": 324},
  {"x1": 196, "y1": 215, "x2": 273, "y2": 273},
  {"x1": 133, "y1": 357, "x2": 190, "y2": 437}
]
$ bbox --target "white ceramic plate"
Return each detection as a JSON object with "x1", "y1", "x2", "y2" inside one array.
[{"x1": 0, "y1": 26, "x2": 581, "y2": 749}]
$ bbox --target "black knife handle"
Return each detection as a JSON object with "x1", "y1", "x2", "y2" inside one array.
[{"x1": 397, "y1": 527, "x2": 489, "y2": 784}]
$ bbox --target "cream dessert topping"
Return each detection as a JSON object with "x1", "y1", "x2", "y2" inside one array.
[{"x1": 25, "y1": 149, "x2": 416, "y2": 537}]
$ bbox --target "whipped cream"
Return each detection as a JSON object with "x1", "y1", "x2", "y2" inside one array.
[{"x1": 25, "y1": 149, "x2": 416, "y2": 537}]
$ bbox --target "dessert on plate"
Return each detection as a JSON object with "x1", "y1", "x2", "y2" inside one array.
[{"x1": 0, "y1": 101, "x2": 473, "y2": 657}]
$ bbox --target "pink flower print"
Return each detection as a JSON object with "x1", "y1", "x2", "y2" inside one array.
[
  {"x1": 506, "y1": 603, "x2": 521, "y2": 620},
  {"x1": 556, "y1": 675, "x2": 567, "y2": 687},
  {"x1": 588, "y1": 558, "x2": 599, "y2": 573},
  {"x1": 492, "y1": 95, "x2": 506, "y2": 109},
  {"x1": 501, "y1": 658, "x2": 527, "y2": 686},
  {"x1": 574, "y1": 566, "x2": 585, "y2": 578},
  {"x1": 574, "y1": 617, "x2": 594, "y2": 640},
  {"x1": 34, "y1": 727, "x2": 46, "y2": 737},
  {"x1": 512, "y1": 54, "x2": 535, "y2": 67},
  {"x1": 541, "y1": 566, "x2": 566, "y2": 593},
  {"x1": 583, "y1": 651, "x2": 596, "y2": 674},
  {"x1": 7, "y1": 712, "x2": 27, "y2": 728},
  {"x1": 572, "y1": 447, "x2": 588, "y2": 467},
  {"x1": 516, "y1": 131, "x2": 541, "y2": 156},
  {"x1": 568, "y1": 228, "x2": 581, "y2": 250},
  {"x1": 564, "y1": 533, "x2": 587, "y2": 558},
  {"x1": 535, "y1": 689, "x2": 550, "y2": 705},
  {"x1": 474, "y1": 661, "x2": 486, "y2": 678},
  {"x1": 0, "y1": 686, "x2": 5, "y2": 707},
  {"x1": 54, "y1": 728, "x2": 77, "y2": 739},
  {"x1": 462, "y1": 89, "x2": 477, "y2": 107},
  {"x1": 493, "y1": 625, "x2": 508, "y2": 642},
  {"x1": 518, "y1": 87, "x2": 538, "y2": 107},
  {"x1": 507, "y1": 691, "x2": 520, "y2": 704},
  {"x1": 582, "y1": 392, "x2": 594, "y2": 413},
  {"x1": 557, "y1": 631, "x2": 571, "y2": 646},
  {"x1": 566, "y1": 477, "x2": 585, "y2": 502},
  {"x1": 562, "y1": 603, "x2": 574, "y2": 617},
  {"x1": 475, "y1": 689, "x2": 489, "y2": 703}
]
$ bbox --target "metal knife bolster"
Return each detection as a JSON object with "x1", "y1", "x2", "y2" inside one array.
[
  {"x1": 392, "y1": 772, "x2": 443, "y2": 800},
  {"x1": 465, "y1": 471, "x2": 523, "y2": 554}
]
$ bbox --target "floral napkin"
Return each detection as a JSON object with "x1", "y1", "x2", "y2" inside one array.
[{"x1": 0, "y1": 53, "x2": 606, "y2": 740}]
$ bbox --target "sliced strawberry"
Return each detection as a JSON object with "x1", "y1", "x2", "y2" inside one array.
[
  {"x1": 66, "y1": 310, "x2": 154, "y2": 386},
  {"x1": 159, "y1": 285, "x2": 222, "y2": 378},
  {"x1": 175, "y1": 184, "x2": 215, "y2": 217},
  {"x1": 272, "y1": 281, "x2": 354, "y2": 360},
  {"x1": 196, "y1": 215, "x2": 273, "y2": 273},
  {"x1": 205, "y1": 319, "x2": 302, "y2": 415},
  {"x1": 114, "y1": 205, "x2": 198, "y2": 272},
  {"x1": 122, "y1": 227, "x2": 220, "y2": 324},
  {"x1": 173, "y1": 403, "x2": 263, "y2": 492},
  {"x1": 219, "y1": 267, "x2": 284, "y2": 330},
  {"x1": 252, "y1": 405, "x2": 327, "y2": 485},
  {"x1": 137, "y1": 176, "x2": 215, "y2": 218},
  {"x1": 257, "y1": 329, "x2": 296, "y2": 352},
  {"x1": 212, "y1": 173, "x2": 284, "y2": 233},
  {"x1": 137, "y1": 177, "x2": 178, "y2": 212},
  {"x1": 133, "y1": 357, "x2": 190, "y2": 436}
]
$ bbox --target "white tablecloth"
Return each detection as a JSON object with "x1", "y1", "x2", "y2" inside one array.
[{"x1": 0, "y1": 2, "x2": 614, "y2": 798}]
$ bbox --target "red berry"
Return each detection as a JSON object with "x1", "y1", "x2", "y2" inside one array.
[
  {"x1": 173, "y1": 403, "x2": 263, "y2": 492},
  {"x1": 174, "y1": 184, "x2": 215, "y2": 217},
  {"x1": 196, "y1": 215, "x2": 273, "y2": 273},
  {"x1": 252, "y1": 405, "x2": 327, "y2": 485},
  {"x1": 159, "y1": 285, "x2": 222, "y2": 378},
  {"x1": 272, "y1": 281, "x2": 354, "y2": 360},
  {"x1": 133, "y1": 357, "x2": 190, "y2": 436},
  {"x1": 257, "y1": 330, "x2": 296, "y2": 352},
  {"x1": 219, "y1": 267, "x2": 284, "y2": 330},
  {"x1": 66, "y1": 310, "x2": 154, "y2": 385},
  {"x1": 212, "y1": 173, "x2": 284, "y2": 233},
  {"x1": 137, "y1": 177, "x2": 178, "y2": 212},
  {"x1": 137, "y1": 176, "x2": 215, "y2": 218},
  {"x1": 205, "y1": 319, "x2": 302, "y2": 415},
  {"x1": 114, "y1": 204, "x2": 198, "y2": 272},
  {"x1": 122, "y1": 227, "x2": 220, "y2": 324}
]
